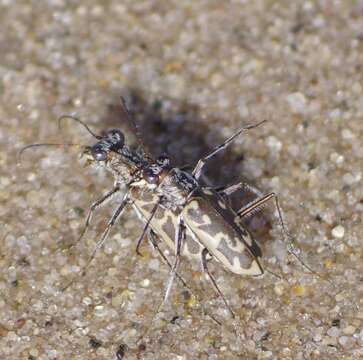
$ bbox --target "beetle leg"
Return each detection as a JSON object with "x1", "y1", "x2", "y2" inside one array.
[
  {"x1": 201, "y1": 248, "x2": 235, "y2": 318},
  {"x1": 136, "y1": 231, "x2": 222, "y2": 347},
  {"x1": 148, "y1": 230, "x2": 190, "y2": 289},
  {"x1": 86, "y1": 192, "x2": 130, "y2": 264},
  {"x1": 237, "y1": 192, "x2": 275, "y2": 219},
  {"x1": 135, "y1": 201, "x2": 160, "y2": 256},
  {"x1": 61, "y1": 191, "x2": 130, "y2": 291},
  {"x1": 237, "y1": 191, "x2": 322, "y2": 278},
  {"x1": 192, "y1": 120, "x2": 266, "y2": 180},
  {"x1": 215, "y1": 181, "x2": 244, "y2": 196},
  {"x1": 147, "y1": 231, "x2": 222, "y2": 325},
  {"x1": 237, "y1": 191, "x2": 288, "y2": 247},
  {"x1": 160, "y1": 215, "x2": 186, "y2": 308},
  {"x1": 74, "y1": 185, "x2": 121, "y2": 248}
]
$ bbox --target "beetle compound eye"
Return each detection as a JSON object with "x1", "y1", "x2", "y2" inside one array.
[
  {"x1": 107, "y1": 129, "x2": 125, "y2": 148},
  {"x1": 91, "y1": 145, "x2": 108, "y2": 161},
  {"x1": 143, "y1": 168, "x2": 159, "y2": 184}
]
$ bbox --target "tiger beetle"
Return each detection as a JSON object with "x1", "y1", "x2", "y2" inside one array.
[{"x1": 20, "y1": 98, "x2": 312, "y2": 319}]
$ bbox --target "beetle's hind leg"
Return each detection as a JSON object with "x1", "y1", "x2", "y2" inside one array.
[
  {"x1": 201, "y1": 248, "x2": 235, "y2": 318},
  {"x1": 236, "y1": 185, "x2": 322, "y2": 279},
  {"x1": 236, "y1": 188, "x2": 293, "y2": 250},
  {"x1": 215, "y1": 181, "x2": 244, "y2": 197}
]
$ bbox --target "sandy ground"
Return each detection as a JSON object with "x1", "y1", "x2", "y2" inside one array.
[{"x1": 0, "y1": 1, "x2": 362, "y2": 359}]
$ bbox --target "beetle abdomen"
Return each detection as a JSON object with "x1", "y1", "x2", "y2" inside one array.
[{"x1": 184, "y1": 194, "x2": 263, "y2": 276}]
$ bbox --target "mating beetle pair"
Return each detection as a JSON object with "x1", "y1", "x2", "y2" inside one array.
[
  {"x1": 75, "y1": 100, "x2": 288, "y2": 316},
  {"x1": 21, "y1": 98, "x2": 293, "y2": 317}
]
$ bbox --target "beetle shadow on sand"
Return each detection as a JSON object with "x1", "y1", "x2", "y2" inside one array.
[{"x1": 99, "y1": 90, "x2": 274, "y2": 244}]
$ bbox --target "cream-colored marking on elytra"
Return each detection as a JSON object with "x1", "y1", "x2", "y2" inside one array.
[
  {"x1": 132, "y1": 199, "x2": 202, "y2": 259},
  {"x1": 184, "y1": 221, "x2": 261, "y2": 275},
  {"x1": 189, "y1": 227, "x2": 262, "y2": 275},
  {"x1": 184, "y1": 201, "x2": 253, "y2": 254},
  {"x1": 218, "y1": 200, "x2": 227, "y2": 209},
  {"x1": 233, "y1": 237, "x2": 240, "y2": 247},
  {"x1": 232, "y1": 257, "x2": 262, "y2": 275},
  {"x1": 201, "y1": 214, "x2": 212, "y2": 225},
  {"x1": 217, "y1": 232, "x2": 242, "y2": 251},
  {"x1": 188, "y1": 200, "x2": 200, "y2": 210},
  {"x1": 187, "y1": 218, "x2": 246, "y2": 253}
]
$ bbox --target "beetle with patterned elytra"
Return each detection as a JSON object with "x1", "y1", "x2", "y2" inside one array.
[
  {"x1": 67, "y1": 99, "x2": 296, "y2": 318},
  {"x1": 20, "y1": 98, "x2": 301, "y2": 318}
]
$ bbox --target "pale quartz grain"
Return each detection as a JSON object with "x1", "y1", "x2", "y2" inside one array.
[
  {"x1": 286, "y1": 92, "x2": 307, "y2": 114},
  {"x1": 343, "y1": 325, "x2": 356, "y2": 335},
  {"x1": 327, "y1": 327, "x2": 340, "y2": 337},
  {"x1": 331, "y1": 225, "x2": 345, "y2": 239},
  {"x1": 274, "y1": 283, "x2": 284, "y2": 296}
]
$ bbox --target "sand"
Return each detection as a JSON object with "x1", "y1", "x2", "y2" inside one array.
[{"x1": 0, "y1": 1, "x2": 362, "y2": 359}]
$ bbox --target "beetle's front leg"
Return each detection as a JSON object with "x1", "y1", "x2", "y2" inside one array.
[
  {"x1": 61, "y1": 190, "x2": 130, "y2": 291},
  {"x1": 192, "y1": 121, "x2": 266, "y2": 180},
  {"x1": 86, "y1": 190, "x2": 130, "y2": 266},
  {"x1": 75, "y1": 185, "x2": 121, "y2": 247}
]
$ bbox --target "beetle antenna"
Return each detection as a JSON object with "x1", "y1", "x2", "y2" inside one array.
[
  {"x1": 58, "y1": 115, "x2": 102, "y2": 139},
  {"x1": 120, "y1": 96, "x2": 145, "y2": 149},
  {"x1": 18, "y1": 143, "x2": 81, "y2": 165}
]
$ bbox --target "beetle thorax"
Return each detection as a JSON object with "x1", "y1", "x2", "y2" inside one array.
[
  {"x1": 157, "y1": 168, "x2": 198, "y2": 210},
  {"x1": 107, "y1": 155, "x2": 139, "y2": 185}
]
